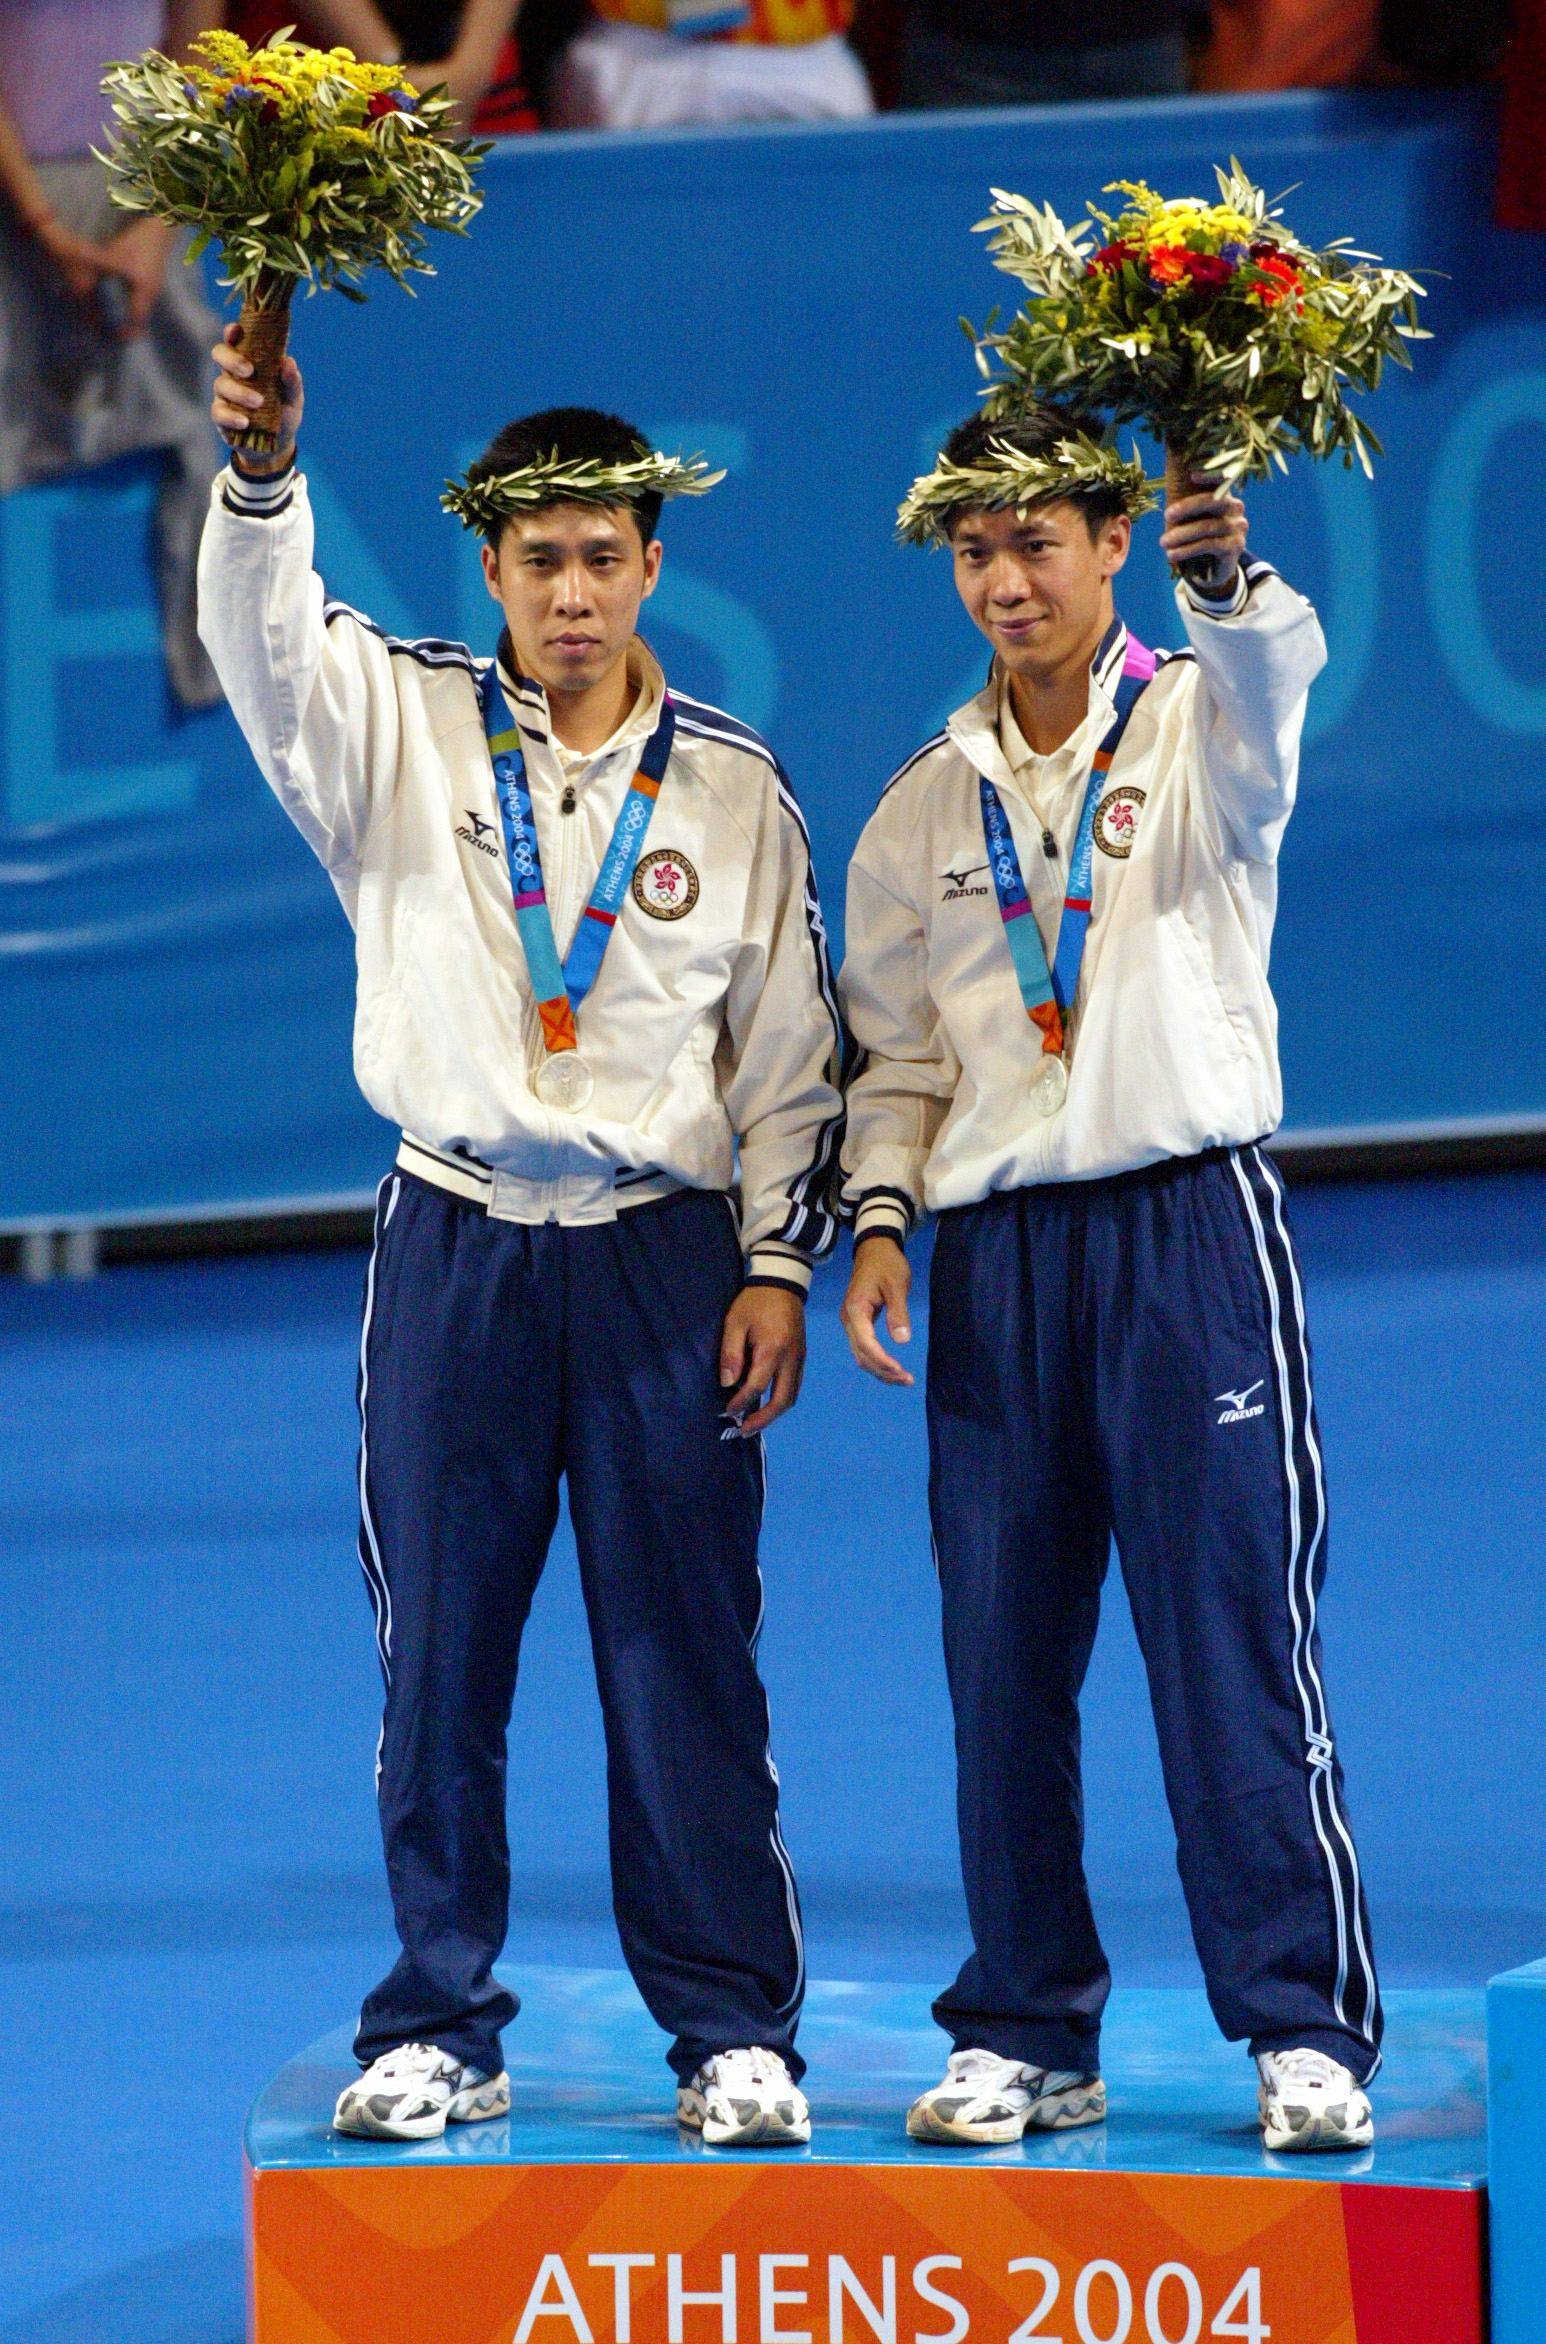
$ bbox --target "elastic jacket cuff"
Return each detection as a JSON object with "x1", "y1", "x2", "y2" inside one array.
[
  {"x1": 853, "y1": 1189, "x2": 914, "y2": 1247},
  {"x1": 745, "y1": 1243, "x2": 812, "y2": 1297},
  {"x1": 222, "y1": 455, "x2": 298, "y2": 517},
  {"x1": 1182, "y1": 565, "x2": 1250, "y2": 618}
]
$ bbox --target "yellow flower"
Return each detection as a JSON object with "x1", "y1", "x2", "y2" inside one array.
[
  {"x1": 1203, "y1": 205, "x2": 1258, "y2": 242},
  {"x1": 191, "y1": 30, "x2": 250, "y2": 73},
  {"x1": 187, "y1": 28, "x2": 413, "y2": 108}
]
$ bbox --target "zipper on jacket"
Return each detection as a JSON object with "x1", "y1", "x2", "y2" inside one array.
[
  {"x1": 1041, "y1": 826, "x2": 1057, "y2": 858},
  {"x1": 551, "y1": 763, "x2": 580, "y2": 963}
]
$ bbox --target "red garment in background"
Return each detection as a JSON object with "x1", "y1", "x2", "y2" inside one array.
[
  {"x1": 1197, "y1": 0, "x2": 1378, "y2": 88},
  {"x1": 1498, "y1": 0, "x2": 1546, "y2": 230},
  {"x1": 226, "y1": 5, "x2": 538, "y2": 132}
]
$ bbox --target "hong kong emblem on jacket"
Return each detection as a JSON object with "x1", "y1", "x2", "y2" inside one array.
[
  {"x1": 632, "y1": 848, "x2": 700, "y2": 919},
  {"x1": 1094, "y1": 785, "x2": 1146, "y2": 859}
]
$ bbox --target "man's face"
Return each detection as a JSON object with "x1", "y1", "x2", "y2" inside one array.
[
  {"x1": 482, "y1": 502, "x2": 662, "y2": 696},
  {"x1": 949, "y1": 501, "x2": 1130, "y2": 678}
]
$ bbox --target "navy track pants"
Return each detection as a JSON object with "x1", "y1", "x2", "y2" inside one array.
[
  {"x1": 352, "y1": 1173, "x2": 805, "y2": 2083},
  {"x1": 926, "y1": 1142, "x2": 1382, "y2": 2084}
]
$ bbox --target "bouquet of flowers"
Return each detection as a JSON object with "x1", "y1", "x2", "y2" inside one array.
[
  {"x1": 100, "y1": 30, "x2": 487, "y2": 452},
  {"x1": 970, "y1": 160, "x2": 1427, "y2": 508}
]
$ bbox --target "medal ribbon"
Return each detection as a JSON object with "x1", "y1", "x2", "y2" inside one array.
[
  {"x1": 480, "y1": 658, "x2": 677, "y2": 1060},
  {"x1": 979, "y1": 633, "x2": 1156, "y2": 1060}
]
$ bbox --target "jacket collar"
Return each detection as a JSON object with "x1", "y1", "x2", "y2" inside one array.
[
  {"x1": 947, "y1": 615, "x2": 1128, "y2": 790},
  {"x1": 495, "y1": 632, "x2": 666, "y2": 765}
]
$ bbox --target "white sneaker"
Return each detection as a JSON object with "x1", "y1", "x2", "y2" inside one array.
[
  {"x1": 1257, "y1": 2048, "x2": 1373, "y2": 2152},
  {"x1": 334, "y1": 2043, "x2": 511, "y2": 2141},
  {"x1": 907, "y1": 2048, "x2": 1106, "y2": 2144},
  {"x1": 677, "y1": 2047, "x2": 811, "y2": 2146}
]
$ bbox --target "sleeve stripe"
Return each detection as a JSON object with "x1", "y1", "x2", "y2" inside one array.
[
  {"x1": 223, "y1": 454, "x2": 296, "y2": 500},
  {"x1": 221, "y1": 459, "x2": 296, "y2": 520},
  {"x1": 321, "y1": 601, "x2": 479, "y2": 677},
  {"x1": 222, "y1": 484, "x2": 294, "y2": 521},
  {"x1": 1184, "y1": 571, "x2": 1250, "y2": 619},
  {"x1": 854, "y1": 1183, "x2": 916, "y2": 1227},
  {"x1": 879, "y1": 731, "x2": 948, "y2": 802},
  {"x1": 747, "y1": 1242, "x2": 814, "y2": 1293},
  {"x1": 854, "y1": 1188, "x2": 915, "y2": 1244},
  {"x1": 769, "y1": 763, "x2": 848, "y2": 1258},
  {"x1": 674, "y1": 714, "x2": 850, "y2": 1259}
]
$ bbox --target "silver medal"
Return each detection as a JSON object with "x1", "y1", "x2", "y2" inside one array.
[
  {"x1": 533, "y1": 1050, "x2": 594, "y2": 1112},
  {"x1": 1029, "y1": 1052, "x2": 1069, "y2": 1118}
]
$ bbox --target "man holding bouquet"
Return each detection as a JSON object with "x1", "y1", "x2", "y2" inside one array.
[
  {"x1": 839, "y1": 401, "x2": 1383, "y2": 2153},
  {"x1": 201, "y1": 335, "x2": 842, "y2": 2147}
]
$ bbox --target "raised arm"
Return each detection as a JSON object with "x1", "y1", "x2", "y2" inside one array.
[
  {"x1": 199, "y1": 327, "x2": 403, "y2": 878},
  {"x1": 1160, "y1": 469, "x2": 1328, "y2": 865}
]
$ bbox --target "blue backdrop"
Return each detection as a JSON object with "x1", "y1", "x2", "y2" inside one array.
[{"x1": 2, "y1": 87, "x2": 1542, "y2": 1223}]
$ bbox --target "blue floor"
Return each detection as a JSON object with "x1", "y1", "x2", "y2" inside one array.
[
  {"x1": 251, "y1": 1966, "x2": 1486, "y2": 2188},
  {"x1": 1, "y1": 1172, "x2": 1542, "y2": 2336}
]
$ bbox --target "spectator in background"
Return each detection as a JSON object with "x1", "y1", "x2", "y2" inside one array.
[
  {"x1": 1199, "y1": 0, "x2": 1512, "y2": 90},
  {"x1": 896, "y1": 0, "x2": 1190, "y2": 107},
  {"x1": 547, "y1": 0, "x2": 873, "y2": 130},
  {"x1": 1498, "y1": 0, "x2": 1545, "y2": 231},
  {"x1": 225, "y1": 0, "x2": 539, "y2": 132},
  {"x1": 0, "y1": 2, "x2": 223, "y2": 708},
  {"x1": 1198, "y1": 0, "x2": 1377, "y2": 88}
]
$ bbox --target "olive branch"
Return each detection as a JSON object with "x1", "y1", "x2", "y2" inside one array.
[
  {"x1": 442, "y1": 450, "x2": 727, "y2": 535},
  {"x1": 898, "y1": 432, "x2": 1157, "y2": 547}
]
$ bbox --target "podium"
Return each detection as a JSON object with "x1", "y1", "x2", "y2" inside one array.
[{"x1": 246, "y1": 1968, "x2": 1486, "y2": 2344}]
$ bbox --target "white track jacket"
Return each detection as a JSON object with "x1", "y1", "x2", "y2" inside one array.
[
  {"x1": 840, "y1": 562, "x2": 1326, "y2": 1239},
  {"x1": 198, "y1": 463, "x2": 844, "y2": 1289}
]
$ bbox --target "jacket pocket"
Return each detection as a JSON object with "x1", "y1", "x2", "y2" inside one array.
[{"x1": 1172, "y1": 901, "x2": 1252, "y2": 1072}]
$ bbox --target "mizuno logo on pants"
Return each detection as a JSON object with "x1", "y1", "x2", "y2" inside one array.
[{"x1": 1215, "y1": 1379, "x2": 1266, "y2": 1425}]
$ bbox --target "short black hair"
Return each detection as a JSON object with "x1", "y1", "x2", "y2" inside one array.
[
  {"x1": 939, "y1": 401, "x2": 1127, "y2": 540},
  {"x1": 471, "y1": 406, "x2": 664, "y2": 549}
]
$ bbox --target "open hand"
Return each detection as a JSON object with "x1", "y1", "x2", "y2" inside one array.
[
  {"x1": 840, "y1": 1236, "x2": 914, "y2": 1387},
  {"x1": 210, "y1": 321, "x2": 304, "y2": 471},
  {"x1": 100, "y1": 217, "x2": 174, "y2": 339},
  {"x1": 35, "y1": 218, "x2": 115, "y2": 306}
]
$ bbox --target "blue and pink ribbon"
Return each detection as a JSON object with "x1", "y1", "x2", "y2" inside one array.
[
  {"x1": 979, "y1": 633, "x2": 1155, "y2": 1061},
  {"x1": 480, "y1": 659, "x2": 676, "y2": 1059}
]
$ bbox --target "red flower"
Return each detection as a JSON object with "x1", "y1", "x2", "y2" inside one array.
[
  {"x1": 1147, "y1": 246, "x2": 1239, "y2": 297},
  {"x1": 1253, "y1": 251, "x2": 1304, "y2": 307},
  {"x1": 1147, "y1": 244, "x2": 1192, "y2": 285},
  {"x1": 366, "y1": 89, "x2": 402, "y2": 119},
  {"x1": 1090, "y1": 241, "x2": 1136, "y2": 273}
]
